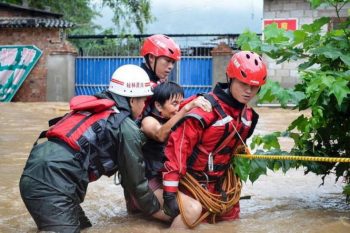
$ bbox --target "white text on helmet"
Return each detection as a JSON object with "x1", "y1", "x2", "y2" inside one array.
[
  {"x1": 126, "y1": 82, "x2": 151, "y2": 88},
  {"x1": 250, "y1": 80, "x2": 259, "y2": 85},
  {"x1": 155, "y1": 40, "x2": 166, "y2": 49},
  {"x1": 233, "y1": 58, "x2": 240, "y2": 68}
]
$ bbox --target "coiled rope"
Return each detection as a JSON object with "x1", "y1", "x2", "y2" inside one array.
[
  {"x1": 235, "y1": 153, "x2": 350, "y2": 163},
  {"x1": 177, "y1": 167, "x2": 241, "y2": 228},
  {"x1": 175, "y1": 117, "x2": 349, "y2": 228}
]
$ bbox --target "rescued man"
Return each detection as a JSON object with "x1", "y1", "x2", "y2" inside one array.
[{"x1": 131, "y1": 81, "x2": 212, "y2": 226}]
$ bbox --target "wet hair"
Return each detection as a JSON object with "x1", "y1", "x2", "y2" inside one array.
[{"x1": 150, "y1": 81, "x2": 184, "y2": 106}]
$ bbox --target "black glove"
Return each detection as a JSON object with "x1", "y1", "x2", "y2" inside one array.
[
  {"x1": 77, "y1": 205, "x2": 92, "y2": 230},
  {"x1": 163, "y1": 191, "x2": 180, "y2": 218}
]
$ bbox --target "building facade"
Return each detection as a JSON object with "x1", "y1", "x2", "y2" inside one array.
[
  {"x1": 263, "y1": 0, "x2": 349, "y2": 88},
  {"x1": 0, "y1": 2, "x2": 76, "y2": 102}
]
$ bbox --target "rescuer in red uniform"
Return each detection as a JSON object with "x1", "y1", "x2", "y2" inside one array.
[{"x1": 161, "y1": 51, "x2": 268, "y2": 228}]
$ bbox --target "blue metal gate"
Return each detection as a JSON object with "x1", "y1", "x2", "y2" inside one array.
[
  {"x1": 75, "y1": 56, "x2": 212, "y2": 98},
  {"x1": 75, "y1": 57, "x2": 142, "y2": 95},
  {"x1": 179, "y1": 57, "x2": 212, "y2": 97}
]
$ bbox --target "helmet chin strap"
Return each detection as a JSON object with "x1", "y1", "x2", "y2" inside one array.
[
  {"x1": 145, "y1": 55, "x2": 159, "y2": 81},
  {"x1": 225, "y1": 73, "x2": 234, "y2": 99},
  {"x1": 145, "y1": 56, "x2": 156, "y2": 75},
  {"x1": 153, "y1": 57, "x2": 159, "y2": 80}
]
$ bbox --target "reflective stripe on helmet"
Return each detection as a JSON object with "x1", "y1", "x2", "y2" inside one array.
[{"x1": 108, "y1": 64, "x2": 153, "y2": 97}]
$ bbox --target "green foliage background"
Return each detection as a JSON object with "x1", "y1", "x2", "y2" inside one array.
[{"x1": 233, "y1": 0, "x2": 350, "y2": 201}]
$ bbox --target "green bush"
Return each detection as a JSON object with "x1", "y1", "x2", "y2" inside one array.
[{"x1": 233, "y1": 0, "x2": 350, "y2": 200}]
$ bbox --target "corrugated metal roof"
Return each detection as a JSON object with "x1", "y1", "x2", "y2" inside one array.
[{"x1": 0, "y1": 17, "x2": 74, "y2": 28}]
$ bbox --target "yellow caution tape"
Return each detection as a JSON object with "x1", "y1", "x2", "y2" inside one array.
[{"x1": 235, "y1": 154, "x2": 350, "y2": 163}]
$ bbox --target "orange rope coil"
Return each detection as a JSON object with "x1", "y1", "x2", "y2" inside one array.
[{"x1": 177, "y1": 167, "x2": 241, "y2": 228}]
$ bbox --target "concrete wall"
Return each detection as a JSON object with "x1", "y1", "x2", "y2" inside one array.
[
  {"x1": 211, "y1": 42, "x2": 233, "y2": 87},
  {"x1": 263, "y1": 0, "x2": 350, "y2": 88},
  {"x1": 46, "y1": 52, "x2": 75, "y2": 101}
]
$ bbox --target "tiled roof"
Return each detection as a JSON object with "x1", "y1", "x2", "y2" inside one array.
[{"x1": 0, "y1": 17, "x2": 74, "y2": 28}]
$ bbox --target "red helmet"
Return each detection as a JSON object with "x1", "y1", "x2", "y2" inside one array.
[
  {"x1": 226, "y1": 51, "x2": 267, "y2": 86},
  {"x1": 140, "y1": 34, "x2": 181, "y2": 61}
]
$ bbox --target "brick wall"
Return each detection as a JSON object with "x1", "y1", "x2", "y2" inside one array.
[
  {"x1": 0, "y1": 4, "x2": 76, "y2": 102},
  {"x1": 0, "y1": 28, "x2": 76, "y2": 101},
  {"x1": 263, "y1": 0, "x2": 349, "y2": 88}
]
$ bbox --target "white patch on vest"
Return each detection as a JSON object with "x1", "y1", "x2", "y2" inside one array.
[
  {"x1": 241, "y1": 116, "x2": 252, "y2": 126},
  {"x1": 112, "y1": 106, "x2": 120, "y2": 113},
  {"x1": 163, "y1": 180, "x2": 179, "y2": 187},
  {"x1": 212, "y1": 116, "x2": 233, "y2": 126}
]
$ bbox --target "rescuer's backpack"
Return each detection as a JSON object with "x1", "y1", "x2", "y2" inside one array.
[{"x1": 36, "y1": 95, "x2": 129, "y2": 181}]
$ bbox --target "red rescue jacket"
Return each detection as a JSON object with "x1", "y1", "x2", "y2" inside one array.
[
  {"x1": 42, "y1": 95, "x2": 129, "y2": 182},
  {"x1": 163, "y1": 83, "x2": 258, "y2": 193}
]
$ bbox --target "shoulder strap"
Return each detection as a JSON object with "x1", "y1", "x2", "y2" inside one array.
[
  {"x1": 195, "y1": 124, "x2": 237, "y2": 157},
  {"x1": 111, "y1": 109, "x2": 130, "y2": 129},
  {"x1": 202, "y1": 93, "x2": 227, "y2": 120},
  {"x1": 172, "y1": 94, "x2": 226, "y2": 131},
  {"x1": 187, "y1": 94, "x2": 235, "y2": 168},
  {"x1": 196, "y1": 94, "x2": 236, "y2": 157},
  {"x1": 34, "y1": 113, "x2": 70, "y2": 146}
]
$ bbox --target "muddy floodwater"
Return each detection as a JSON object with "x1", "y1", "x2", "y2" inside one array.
[{"x1": 0, "y1": 102, "x2": 349, "y2": 233}]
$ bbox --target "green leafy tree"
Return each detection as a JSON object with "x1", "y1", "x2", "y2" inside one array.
[
  {"x1": 1, "y1": 0, "x2": 99, "y2": 33},
  {"x1": 103, "y1": 0, "x2": 153, "y2": 34},
  {"x1": 233, "y1": 0, "x2": 350, "y2": 200}
]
